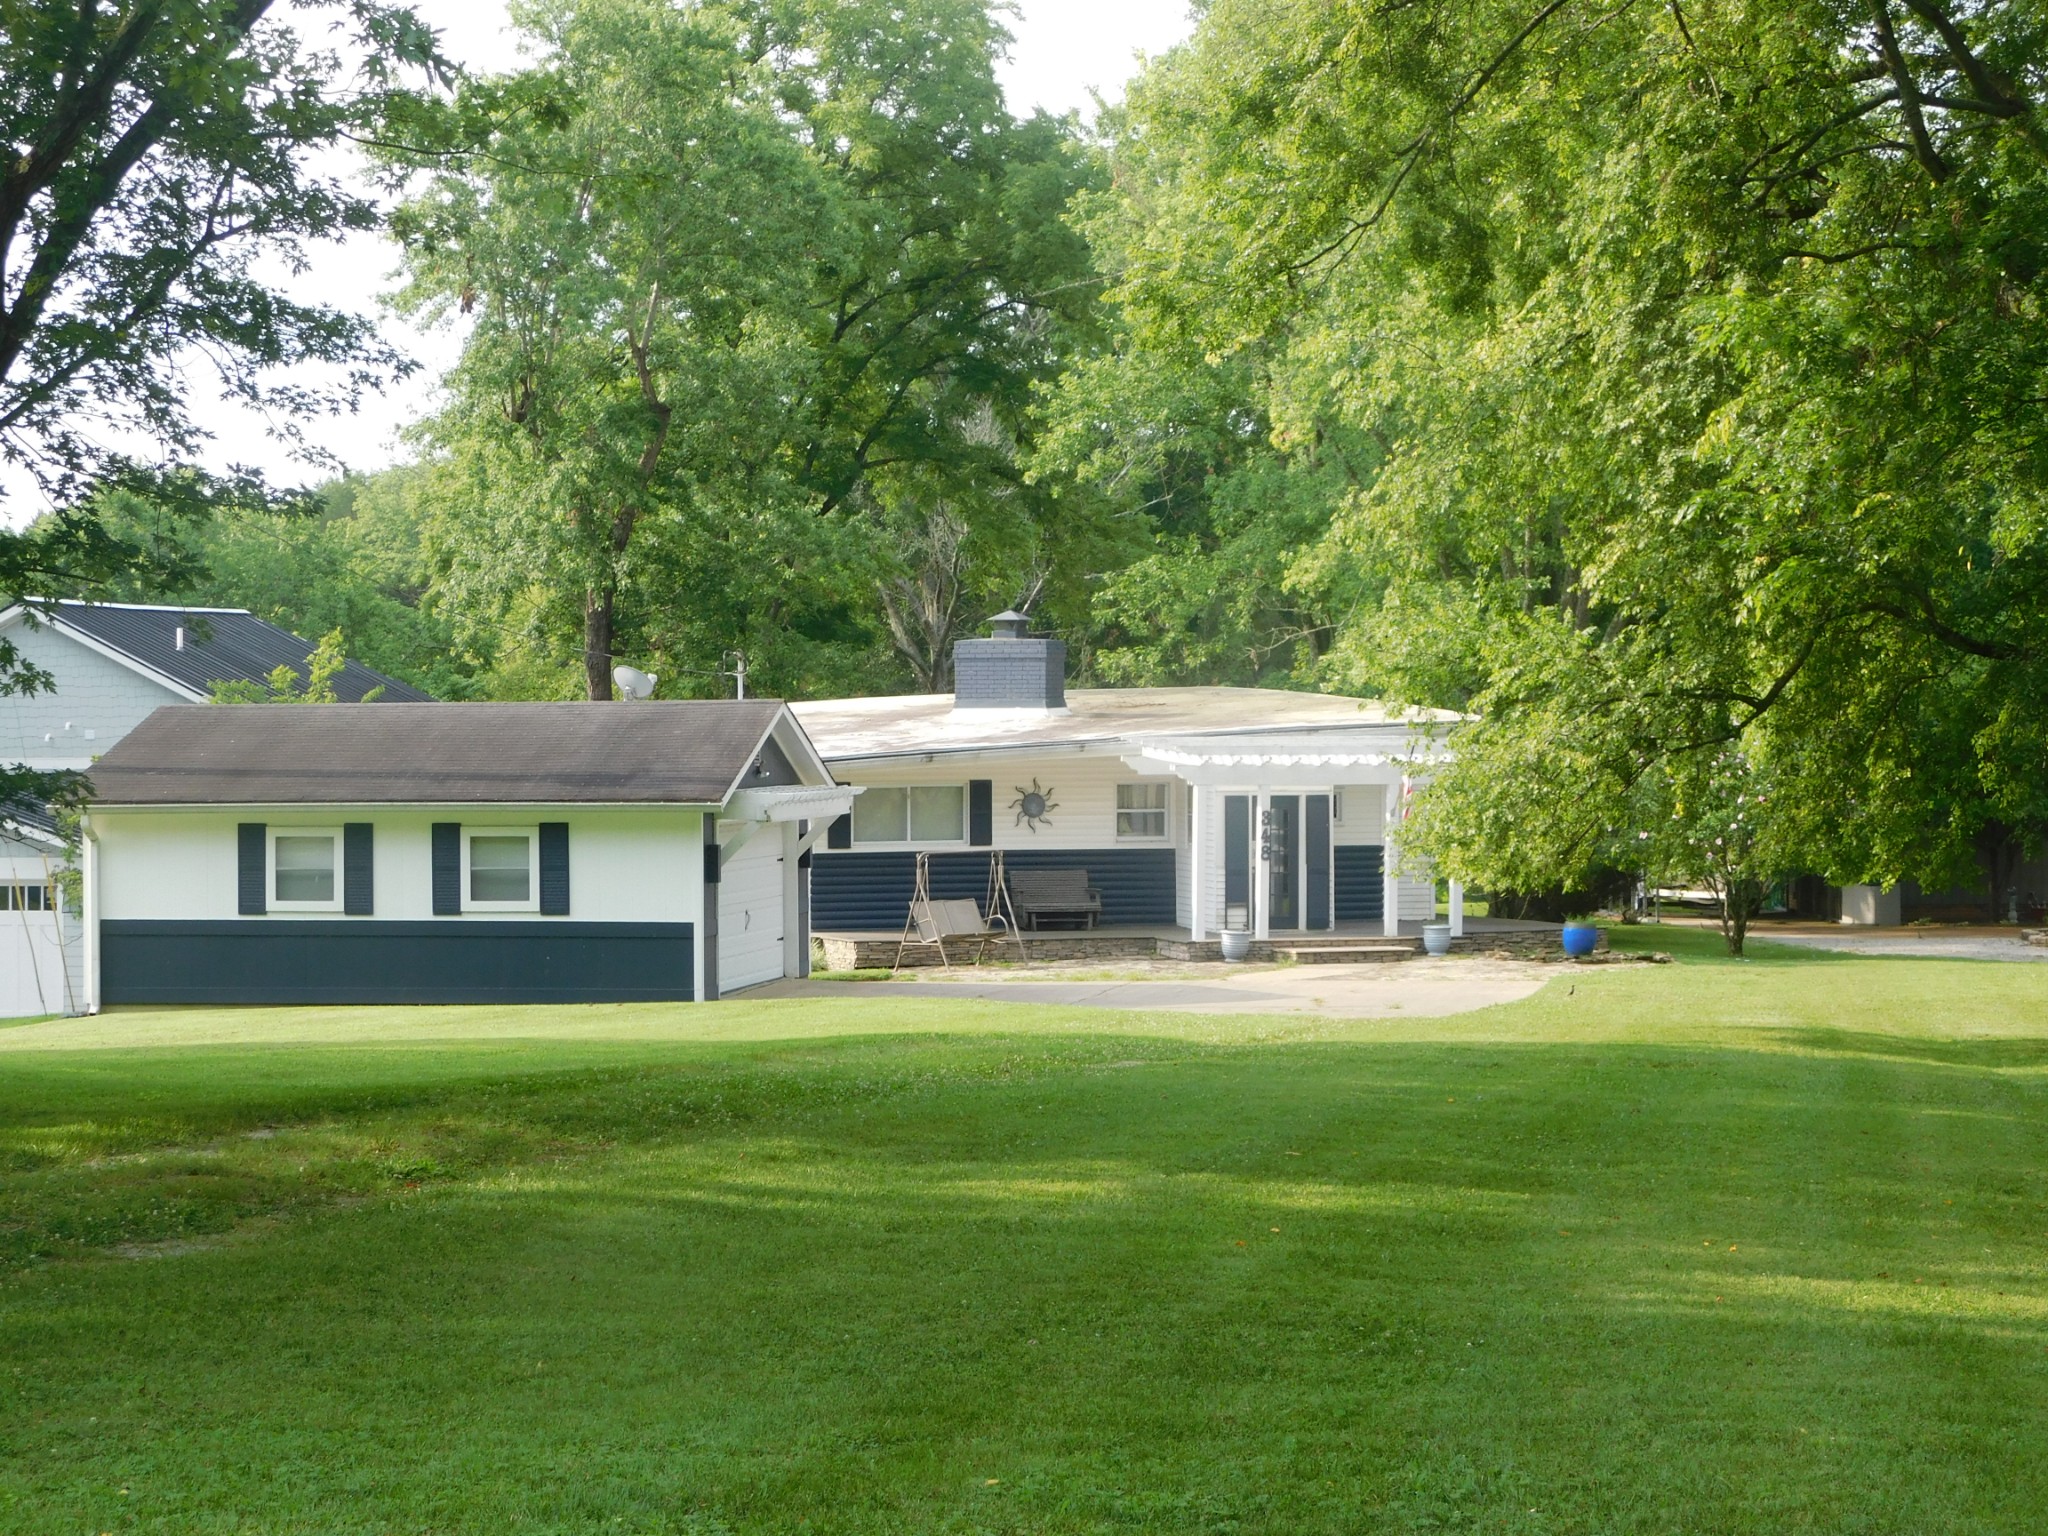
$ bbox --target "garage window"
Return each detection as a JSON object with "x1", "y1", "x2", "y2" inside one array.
[
  {"x1": 465, "y1": 829, "x2": 537, "y2": 910},
  {"x1": 0, "y1": 884, "x2": 53, "y2": 912},
  {"x1": 269, "y1": 829, "x2": 341, "y2": 910}
]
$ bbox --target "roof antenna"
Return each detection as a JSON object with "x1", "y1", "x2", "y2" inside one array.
[{"x1": 611, "y1": 665, "x2": 657, "y2": 700}]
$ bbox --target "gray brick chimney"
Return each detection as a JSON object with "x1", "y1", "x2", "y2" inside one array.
[{"x1": 952, "y1": 610, "x2": 1066, "y2": 709}]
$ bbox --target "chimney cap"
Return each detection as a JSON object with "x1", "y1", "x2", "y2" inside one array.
[{"x1": 986, "y1": 609, "x2": 1031, "y2": 639}]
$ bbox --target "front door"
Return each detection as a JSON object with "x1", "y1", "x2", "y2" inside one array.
[{"x1": 1266, "y1": 795, "x2": 1300, "y2": 930}]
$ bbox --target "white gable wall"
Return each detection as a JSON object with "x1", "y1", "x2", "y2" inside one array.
[
  {"x1": 0, "y1": 618, "x2": 189, "y2": 770},
  {"x1": 92, "y1": 807, "x2": 707, "y2": 924}
]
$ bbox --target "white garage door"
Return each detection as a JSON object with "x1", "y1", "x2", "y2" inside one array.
[
  {"x1": 2, "y1": 912, "x2": 73, "y2": 1018},
  {"x1": 719, "y1": 831, "x2": 786, "y2": 994}
]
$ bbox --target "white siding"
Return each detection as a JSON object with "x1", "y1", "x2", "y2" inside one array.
[
  {"x1": 91, "y1": 807, "x2": 707, "y2": 925},
  {"x1": 1398, "y1": 863, "x2": 1438, "y2": 921},
  {"x1": 846, "y1": 753, "x2": 1184, "y2": 856},
  {"x1": 1332, "y1": 784, "x2": 1386, "y2": 846},
  {"x1": 0, "y1": 619, "x2": 188, "y2": 769},
  {"x1": 2, "y1": 832, "x2": 82, "y2": 1016}
]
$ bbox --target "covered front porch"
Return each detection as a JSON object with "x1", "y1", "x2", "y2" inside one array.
[{"x1": 1123, "y1": 732, "x2": 1457, "y2": 944}]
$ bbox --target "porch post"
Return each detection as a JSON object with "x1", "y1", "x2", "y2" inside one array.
[
  {"x1": 1188, "y1": 784, "x2": 1205, "y2": 940},
  {"x1": 1253, "y1": 790, "x2": 1271, "y2": 942},
  {"x1": 1448, "y1": 879, "x2": 1465, "y2": 937},
  {"x1": 1382, "y1": 782, "x2": 1401, "y2": 939}
]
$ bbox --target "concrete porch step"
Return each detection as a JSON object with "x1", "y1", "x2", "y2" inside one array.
[{"x1": 1276, "y1": 944, "x2": 1417, "y2": 964}]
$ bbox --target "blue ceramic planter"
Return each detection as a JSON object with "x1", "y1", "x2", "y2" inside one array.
[{"x1": 1561, "y1": 923, "x2": 1599, "y2": 958}]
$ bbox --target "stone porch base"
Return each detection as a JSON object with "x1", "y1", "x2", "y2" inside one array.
[{"x1": 816, "y1": 926, "x2": 1604, "y2": 971}]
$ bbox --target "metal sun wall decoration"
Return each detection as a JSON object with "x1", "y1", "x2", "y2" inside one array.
[{"x1": 1010, "y1": 778, "x2": 1058, "y2": 831}]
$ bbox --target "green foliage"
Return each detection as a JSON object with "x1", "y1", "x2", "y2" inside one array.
[
  {"x1": 0, "y1": 0, "x2": 445, "y2": 500},
  {"x1": 207, "y1": 628, "x2": 372, "y2": 705},
  {"x1": 0, "y1": 1, "x2": 448, "y2": 795},
  {"x1": 385, "y1": 0, "x2": 1105, "y2": 701},
  {"x1": 1083, "y1": 0, "x2": 2048, "y2": 907},
  {"x1": 90, "y1": 470, "x2": 465, "y2": 698}
]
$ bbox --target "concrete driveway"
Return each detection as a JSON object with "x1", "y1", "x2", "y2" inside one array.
[
  {"x1": 1761, "y1": 931, "x2": 2048, "y2": 962},
  {"x1": 754, "y1": 957, "x2": 1553, "y2": 1018}
]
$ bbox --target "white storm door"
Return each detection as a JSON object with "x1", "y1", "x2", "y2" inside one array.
[{"x1": 719, "y1": 832, "x2": 787, "y2": 993}]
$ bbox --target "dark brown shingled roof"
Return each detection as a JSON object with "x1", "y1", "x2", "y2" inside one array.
[{"x1": 85, "y1": 701, "x2": 801, "y2": 806}]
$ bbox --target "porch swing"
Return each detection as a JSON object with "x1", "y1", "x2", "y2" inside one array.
[{"x1": 894, "y1": 850, "x2": 1026, "y2": 972}]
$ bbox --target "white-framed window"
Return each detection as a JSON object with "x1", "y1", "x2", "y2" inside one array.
[
  {"x1": 0, "y1": 883, "x2": 54, "y2": 913},
  {"x1": 1117, "y1": 781, "x2": 1171, "y2": 841},
  {"x1": 464, "y1": 827, "x2": 537, "y2": 911},
  {"x1": 910, "y1": 785, "x2": 966, "y2": 842},
  {"x1": 853, "y1": 786, "x2": 965, "y2": 844},
  {"x1": 269, "y1": 828, "x2": 341, "y2": 911}
]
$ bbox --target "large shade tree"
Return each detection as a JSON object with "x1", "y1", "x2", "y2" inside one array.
[
  {"x1": 0, "y1": 0, "x2": 443, "y2": 797},
  {"x1": 393, "y1": 0, "x2": 1104, "y2": 701},
  {"x1": 1065, "y1": 0, "x2": 2048, "y2": 941}
]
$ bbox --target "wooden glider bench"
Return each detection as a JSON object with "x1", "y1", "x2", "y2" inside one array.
[{"x1": 1006, "y1": 868, "x2": 1103, "y2": 931}]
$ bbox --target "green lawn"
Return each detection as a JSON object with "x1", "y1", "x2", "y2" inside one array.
[{"x1": 3, "y1": 946, "x2": 2046, "y2": 1533}]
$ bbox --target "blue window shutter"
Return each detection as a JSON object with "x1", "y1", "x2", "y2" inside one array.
[
  {"x1": 539, "y1": 823, "x2": 570, "y2": 915},
  {"x1": 826, "y1": 813, "x2": 852, "y2": 850},
  {"x1": 237, "y1": 824, "x2": 266, "y2": 915},
  {"x1": 432, "y1": 823, "x2": 461, "y2": 915},
  {"x1": 1223, "y1": 796, "x2": 1251, "y2": 913},
  {"x1": 968, "y1": 781, "x2": 993, "y2": 846},
  {"x1": 1306, "y1": 796, "x2": 1331, "y2": 930},
  {"x1": 343, "y1": 823, "x2": 374, "y2": 916}
]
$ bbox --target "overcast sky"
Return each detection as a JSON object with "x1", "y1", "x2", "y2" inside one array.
[{"x1": 172, "y1": 0, "x2": 1195, "y2": 491}]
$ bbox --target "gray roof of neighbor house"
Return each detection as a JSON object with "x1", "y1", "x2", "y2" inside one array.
[
  {"x1": 38, "y1": 601, "x2": 432, "y2": 703},
  {"x1": 1, "y1": 794, "x2": 62, "y2": 842},
  {"x1": 87, "y1": 701, "x2": 808, "y2": 806},
  {"x1": 793, "y1": 686, "x2": 1462, "y2": 762}
]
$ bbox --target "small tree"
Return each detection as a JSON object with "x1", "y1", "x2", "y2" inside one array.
[
  {"x1": 209, "y1": 630, "x2": 373, "y2": 705},
  {"x1": 1650, "y1": 747, "x2": 1795, "y2": 957}
]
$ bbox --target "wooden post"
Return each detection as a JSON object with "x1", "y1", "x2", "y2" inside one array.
[
  {"x1": 1188, "y1": 784, "x2": 1205, "y2": 940},
  {"x1": 1382, "y1": 782, "x2": 1401, "y2": 939},
  {"x1": 1254, "y1": 791, "x2": 1271, "y2": 942}
]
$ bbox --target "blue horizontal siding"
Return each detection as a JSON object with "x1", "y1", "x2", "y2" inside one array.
[
  {"x1": 813, "y1": 848, "x2": 1178, "y2": 930},
  {"x1": 1334, "y1": 845, "x2": 1385, "y2": 923},
  {"x1": 102, "y1": 920, "x2": 694, "y2": 1005}
]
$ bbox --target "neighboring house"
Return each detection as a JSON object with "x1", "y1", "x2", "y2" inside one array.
[
  {"x1": 1, "y1": 600, "x2": 431, "y2": 775},
  {"x1": 79, "y1": 702, "x2": 852, "y2": 1009},
  {"x1": 2, "y1": 796, "x2": 75, "y2": 1017},
  {"x1": 794, "y1": 613, "x2": 1459, "y2": 945},
  {"x1": 0, "y1": 600, "x2": 431, "y2": 1017}
]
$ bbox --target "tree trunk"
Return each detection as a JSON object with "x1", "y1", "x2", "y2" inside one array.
[{"x1": 584, "y1": 588, "x2": 615, "y2": 701}]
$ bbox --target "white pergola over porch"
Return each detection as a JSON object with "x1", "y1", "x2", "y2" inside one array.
[{"x1": 1124, "y1": 729, "x2": 1458, "y2": 943}]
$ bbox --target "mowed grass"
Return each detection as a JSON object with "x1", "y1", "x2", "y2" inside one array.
[{"x1": 3, "y1": 947, "x2": 2047, "y2": 1534}]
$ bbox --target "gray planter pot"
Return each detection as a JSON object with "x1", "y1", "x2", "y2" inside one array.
[
  {"x1": 1422, "y1": 922, "x2": 1454, "y2": 957},
  {"x1": 1219, "y1": 929, "x2": 1254, "y2": 963}
]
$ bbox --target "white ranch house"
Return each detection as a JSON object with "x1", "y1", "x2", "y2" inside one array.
[{"x1": 795, "y1": 614, "x2": 1462, "y2": 958}]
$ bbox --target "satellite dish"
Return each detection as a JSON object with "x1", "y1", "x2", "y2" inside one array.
[{"x1": 612, "y1": 665, "x2": 657, "y2": 700}]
